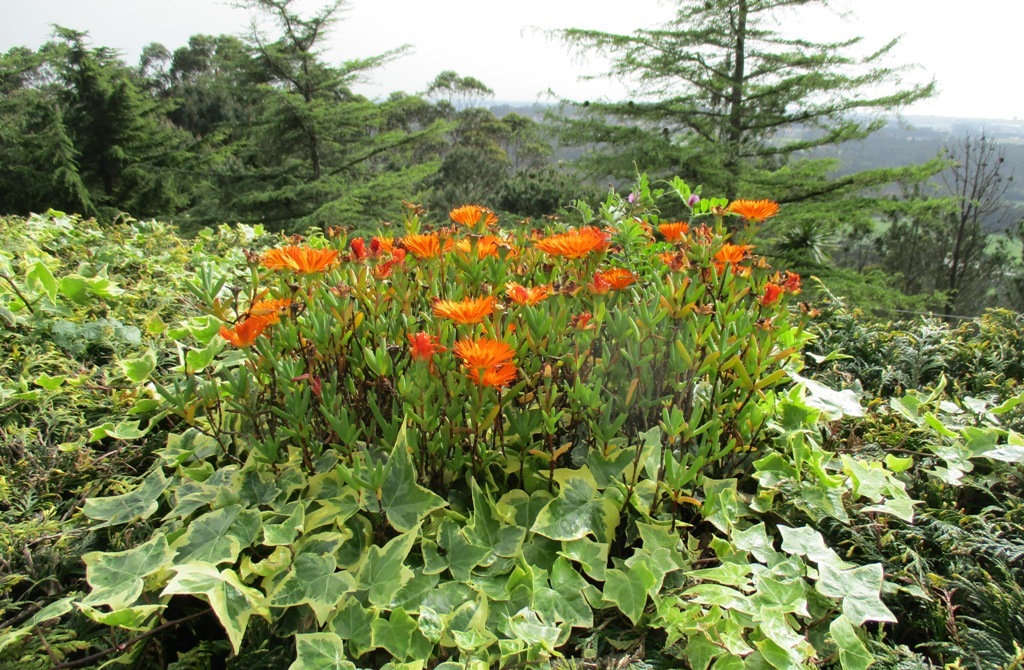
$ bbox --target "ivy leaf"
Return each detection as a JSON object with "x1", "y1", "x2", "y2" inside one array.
[
  {"x1": 778, "y1": 525, "x2": 852, "y2": 568},
  {"x1": 172, "y1": 505, "x2": 259, "y2": 565},
  {"x1": 548, "y1": 557, "x2": 594, "y2": 628},
  {"x1": 816, "y1": 562, "x2": 896, "y2": 626},
  {"x1": 733, "y1": 523, "x2": 776, "y2": 563},
  {"x1": 702, "y1": 478, "x2": 744, "y2": 533},
  {"x1": 830, "y1": 615, "x2": 875, "y2": 670},
  {"x1": 559, "y1": 536, "x2": 610, "y2": 581},
  {"x1": 603, "y1": 563, "x2": 656, "y2": 624},
  {"x1": 370, "y1": 607, "x2": 433, "y2": 661},
  {"x1": 329, "y1": 598, "x2": 376, "y2": 657},
  {"x1": 163, "y1": 562, "x2": 269, "y2": 654},
  {"x1": 263, "y1": 501, "x2": 305, "y2": 546},
  {"x1": 437, "y1": 518, "x2": 491, "y2": 581},
  {"x1": 380, "y1": 425, "x2": 447, "y2": 532},
  {"x1": 531, "y1": 475, "x2": 619, "y2": 543},
  {"x1": 78, "y1": 604, "x2": 163, "y2": 631},
  {"x1": 288, "y1": 633, "x2": 356, "y2": 670},
  {"x1": 269, "y1": 553, "x2": 355, "y2": 626},
  {"x1": 83, "y1": 534, "x2": 175, "y2": 609},
  {"x1": 121, "y1": 349, "x2": 157, "y2": 383},
  {"x1": 357, "y1": 526, "x2": 418, "y2": 607},
  {"x1": 0, "y1": 597, "x2": 76, "y2": 653},
  {"x1": 26, "y1": 260, "x2": 58, "y2": 303}
]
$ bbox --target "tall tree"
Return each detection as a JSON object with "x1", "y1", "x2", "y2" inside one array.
[
  {"x1": 551, "y1": 0, "x2": 937, "y2": 227},
  {"x1": 875, "y1": 133, "x2": 1017, "y2": 315},
  {"x1": 201, "y1": 0, "x2": 445, "y2": 231}
]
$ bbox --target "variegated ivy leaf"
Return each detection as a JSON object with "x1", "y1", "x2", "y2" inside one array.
[
  {"x1": 356, "y1": 525, "x2": 418, "y2": 607},
  {"x1": 815, "y1": 562, "x2": 896, "y2": 626},
  {"x1": 603, "y1": 563, "x2": 656, "y2": 625},
  {"x1": 369, "y1": 607, "x2": 433, "y2": 661},
  {"x1": 380, "y1": 425, "x2": 447, "y2": 532},
  {"x1": 830, "y1": 615, "x2": 875, "y2": 670},
  {"x1": 78, "y1": 603, "x2": 164, "y2": 631},
  {"x1": 82, "y1": 468, "x2": 169, "y2": 528},
  {"x1": 288, "y1": 632, "x2": 356, "y2": 670},
  {"x1": 531, "y1": 472, "x2": 619, "y2": 544},
  {"x1": 163, "y1": 562, "x2": 269, "y2": 654},
  {"x1": 269, "y1": 553, "x2": 355, "y2": 626},
  {"x1": 82, "y1": 533, "x2": 175, "y2": 609},
  {"x1": 172, "y1": 504, "x2": 260, "y2": 565}
]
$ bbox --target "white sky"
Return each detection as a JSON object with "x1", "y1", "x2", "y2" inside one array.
[{"x1": 1, "y1": 0, "x2": 1020, "y2": 120}]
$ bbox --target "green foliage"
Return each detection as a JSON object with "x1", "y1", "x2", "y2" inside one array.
[
  {"x1": 0, "y1": 211, "x2": 279, "y2": 668},
  {"x1": 4, "y1": 187, "x2": 1023, "y2": 670},
  {"x1": 11, "y1": 179, "x2": 923, "y2": 669}
]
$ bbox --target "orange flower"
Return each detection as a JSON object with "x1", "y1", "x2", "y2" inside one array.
[
  {"x1": 658, "y1": 222, "x2": 690, "y2": 242},
  {"x1": 455, "y1": 235, "x2": 515, "y2": 259},
  {"x1": 466, "y1": 363, "x2": 518, "y2": 388},
  {"x1": 450, "y1": 205, "x2": 499, "y2": 229},
  {"x1": 659, "y1": 251, "x2": 691, "y2": 271},
  {"x1": 453, "y1": 337, "x2": 516, "y2": 369},
  {"x1": 407, "y1": 332, "x2": 446, "y2": 361},
  {"x1": 761, "y1": 282, "x2": 784, "y2": 306},
  {"x1": 219, "y1": 317, "x2": 269, "y2": 348},
  {"x1": 260, "y1": 246, "x2": 340, "y2": 274},
  {"x1": 535, "y1": 227, "x2": 609, "y2": 259},
  {"x1": 433, "y1": 296, "x2": 496, "y2": 324},
  {"x1": 714, "y1": 243, "x2": 753, "y2": 265},
  {"x1": 783, "y1": 271, "x2": 801, "y2": 294},
  {"x1": 506, "y1": 282, "x2": 549, "y2": 306},
  {"x1": 373, "y1": 247, "x2": 406, "y2": 279},
  {"x1": 350, "y1": 237, "x2": 368, "y2": 262},
  {"x1": 596, "y1": 268, "x2": 636, "y2": 291},
  {"x1": 571, "y1": 312, "x2": 595, "y2": 330},
  {"x1": 370, "y1": 236, "x2": 394, "y2": 256},
  {"x1": 454, "y1": 337, "x2": 517, "y2": 388},
  {"x1": 247, "y1": 298, "x2": 292, "y2": 324},
  {"x1": 727, "y1": 199, "x2": 780, "y2": 223},
  {"x1": 400, "y1": 233, "x2": 451, "y2": 259}
]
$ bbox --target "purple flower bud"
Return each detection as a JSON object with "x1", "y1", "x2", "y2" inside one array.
[
  {"x1": 627, "y1": 192, "x2": 637, "y2": 204},
  {"x1": 687, "y1": 194, "x2": 700, "y2": 207}
]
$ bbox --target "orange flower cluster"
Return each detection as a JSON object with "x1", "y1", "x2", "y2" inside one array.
[
  {"x1": 506, "y1": 282, "x2": 550, "y2": 306},
  {"x1": 658, "y1": 222, "x2": 689, "y2": 242},
  {"x1": 433, "y1": 296, "x2": 496, "y2": 324},
  {"x1": 261, "y1": 246, "x2": 340, "y2": 274},
  {"x1": 535, "y1": 226, "x2": 609, "y2": 259},
  {"x1": 589, "y1": 268, "x2": 637, "y2": 294},
  {"x1": 727, "y1": 199, "x2": 780, "y2": 223},
  {"x1": 450, "y1": 205, "x2": 499, "y2": 229},
  {"x1": 454, "y1": 337, "x2": 517, "y2": 388}
]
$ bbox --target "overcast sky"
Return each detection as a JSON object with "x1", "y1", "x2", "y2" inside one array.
[{"x1": 2, "y1": 0, "x2": 1020, "y2": 120}]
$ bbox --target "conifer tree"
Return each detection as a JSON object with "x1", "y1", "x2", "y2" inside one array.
[
  {"x1": 552, "y1": 0, "x2": 939, "y2": 229},
  {"x1": 205, "y1": 0, "x2": 445, "y2": 231}
]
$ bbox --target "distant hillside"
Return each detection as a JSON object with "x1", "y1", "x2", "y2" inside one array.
[{"x1": 489, "y1": 103, "x2": 1024, "y2": 231}]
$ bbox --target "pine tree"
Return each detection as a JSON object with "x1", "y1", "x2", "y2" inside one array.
[
  {"x1": 551, "y1": 0, "x2": 939, "y2": 229},
  {"x1": 202, "y1": 0, "x2": 445, "y2": 231}
]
